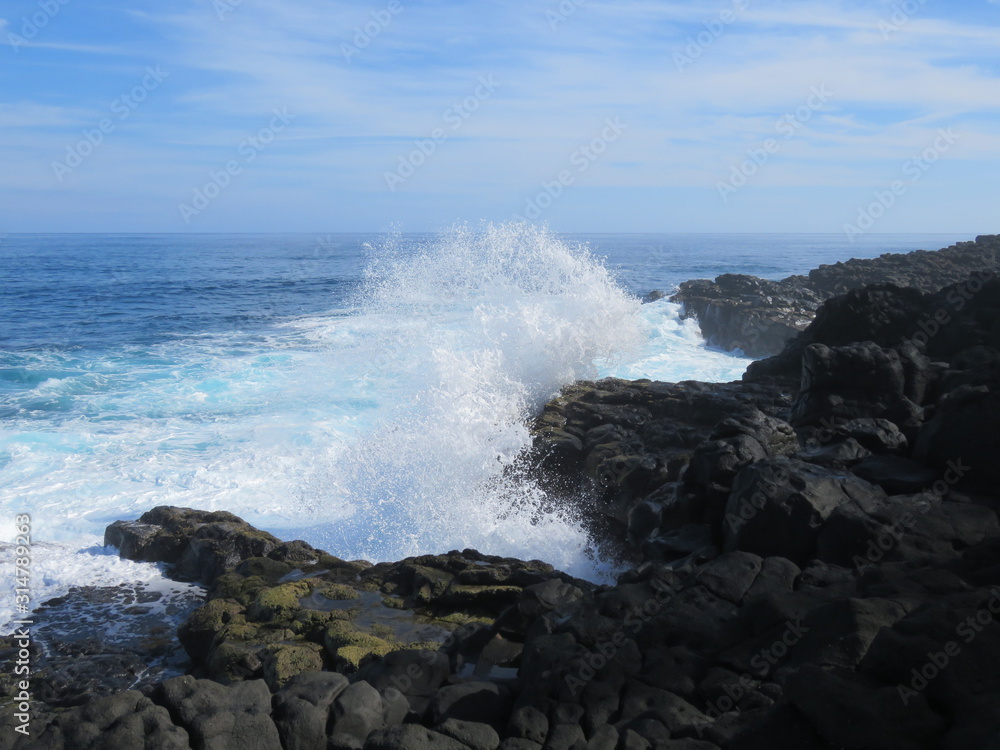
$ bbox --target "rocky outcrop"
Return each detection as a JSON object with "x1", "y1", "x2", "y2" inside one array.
[
  {"x1": 671, "y1": 234, "x2": 1000, "y2": 357},
  {"x1": 6, "y1": 247, "x2": 1000, "y2": 750}
]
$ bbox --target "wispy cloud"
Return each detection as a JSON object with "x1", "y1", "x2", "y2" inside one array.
[{"x1": 0, "y1": 0, "x2": 998, "y2": 232}]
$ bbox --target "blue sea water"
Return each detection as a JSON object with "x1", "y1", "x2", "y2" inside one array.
[{"x1": 0, "y1": 225, "x2": 971, "y2": 626}]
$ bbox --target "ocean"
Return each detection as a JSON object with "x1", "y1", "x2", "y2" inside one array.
[{"x1": 0, "y1": 225, "x2": 971, "y2": 631}]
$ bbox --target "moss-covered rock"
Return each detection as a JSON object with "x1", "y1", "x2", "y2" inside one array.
[
  {"x1": 234, "y1": 556, "x2": 296, "y2": 583},
  {"x1": 323, "y1": 621, "x2": 398, "y2": 673},
  {"x1": 261, "y1": 642, "x2": 326, "y2": 690},
  {"x1": 210, "y1": 573, "x2": 273, "y2": 606},
  {"x1": 247, "y1": 580, "x2": 313, "y2": 623},
  {"x1": 178, "y1": 598, "x2": 245, "y2": 662}
]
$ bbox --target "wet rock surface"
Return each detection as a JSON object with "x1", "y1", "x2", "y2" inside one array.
[{"x1": 6, "y1": 240, "x2": 1000, "y2": 750}]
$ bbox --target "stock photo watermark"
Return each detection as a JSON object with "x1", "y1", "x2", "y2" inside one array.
[
  {"x1": 9, "y1": 514, "x2": 34, "y2": 737},
  {"x1": 50, "y1": 66, "x2": 169, "y2": 183},
  {"x1": 5, "y1": 0, "x2": 69, "y2": 53},
  {"x1": 512, "y1": 117, "x2": 627, "y2": 221},
  {"x1": 879, "y1": 0, "x2": 928, "y2": 39},
  {"x1": 178, "y1": 107, "x2": 296, "y2": 223},
  {"x1": 213, "y1": 0, "x2": 244, "y2": 21},
  {"x1": 383, "y1": 74, "x2": 500, "y2": 192},
  {"x1": 342, "y1": 0, "x2": 403, "y2": 62},
  {"x1": 674, "y1": 0, "x2": 750, "y2": 71},
  {"x1": 717, "y1": 85, "x2": 833, "y2": 202},
  {"x1": 844, "y1": 128, "x2": 959, "y2": 241},
  {"x1": 896, "y1": 588, "x2": 1000, "y2": 706},
  {"x1": 546, "y1": 0, "x2": 586, "y2": 30}
]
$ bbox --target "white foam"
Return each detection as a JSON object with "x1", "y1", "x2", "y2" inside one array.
[
  {"x1": 0, "y1": 535, "x2": 190, "y2": 634},
  {"x1": 0, "y1": 223, "x2": 755, "y2": 591},
  {"x1": 291, "y1": 224, "x2": 644, "y2": 580},
  {"x1": 602, "y1": 300, "x2": 752, "y2": 383}
]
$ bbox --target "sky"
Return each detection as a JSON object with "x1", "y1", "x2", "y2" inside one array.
[{"x1": 1, "y1": 0, "x2": 998, "y2": 234}]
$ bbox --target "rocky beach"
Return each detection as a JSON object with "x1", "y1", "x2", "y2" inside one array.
[{"x1": 4, "y1": 234, "x2": 1000, "y2": 750}]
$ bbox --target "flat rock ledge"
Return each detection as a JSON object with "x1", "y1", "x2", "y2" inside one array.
[{"x1": 4, "y1": 264, "x2": 1000, "y2": 750}]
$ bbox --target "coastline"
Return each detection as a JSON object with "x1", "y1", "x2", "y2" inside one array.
[{"x1": 4, "y1": 234, "x2": 1000, "y2": 750}]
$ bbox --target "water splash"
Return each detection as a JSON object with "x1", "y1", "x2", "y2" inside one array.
[{"x1": 298, "y1": 223, "x2": 643, "y2": 579}]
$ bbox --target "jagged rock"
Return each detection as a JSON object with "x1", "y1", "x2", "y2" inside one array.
[
  {"x1": 688, "y1": 237, "x2": 1000, "y2": 359},
  {"x1": 786, "y1": 665, "x2": 947, "y2": 749},
  {"x1": 849, "y1": 455, "x2": 939, "y2": 494},
  {"x1": 671, "y1": 274, "x2": 824, "y2": 358},
  {"x1": 792, "y1": 341, "x2": 923, "y2": 432},
  {"x1": 692, "y1": 552, "x2": 762, "y2": 605},
  {"x1": 723, "y1": 457, "x2": 886, "y2": 565},
  {"x1": 817, "y1": 492, "x2": 999, "y2": 570},
  {"x1": 915, "y1": 383, "x2": 1000, "y2": 493},
  {"x1": 105, "y1": 506, "x2": 304, "y2": 585}
]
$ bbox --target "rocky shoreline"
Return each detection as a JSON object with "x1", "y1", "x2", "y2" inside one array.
[
  {"x1": 4, "y1": 236, "x2": 1000, "y2": 749},
  {"x1": 669, "y1": 235, "x2": 999, "y2": 357}
]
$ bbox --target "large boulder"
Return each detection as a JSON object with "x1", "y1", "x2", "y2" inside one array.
[{"x1": 723, "y1": 457, "x2": 886, "y2": 565}]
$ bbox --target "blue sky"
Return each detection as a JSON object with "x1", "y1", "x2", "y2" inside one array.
[{"x1": 1, "y1": 0, "x2": 998, "y2": 233}]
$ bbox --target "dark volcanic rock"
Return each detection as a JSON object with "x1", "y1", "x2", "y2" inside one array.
[
  {"x1": 670, "y1": 274, "x2": 823, "y2": 358},
  {"x1": 11, "y1": 237, "x2": 1000, "y2": 750},
  {"x1": 676, "y1": 236, "x2": 1000, "y2": 358},
  {"x1": 105, "y1": 506, "x2": 297, "y2": 585}
]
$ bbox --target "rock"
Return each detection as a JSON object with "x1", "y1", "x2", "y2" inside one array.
[
  {"x1": 157, "y1": 675, "x2": 281, "y2": 750},
  {"x1": 616, "y1": 680, "x2": 711, "y2": 737},
  {"x1": 364, "y1": 725, "x2": 469, "y2": 750},
  {"x1": 849, "y1": 455, "x2": 939, "y2": 494},
  {"x1": 272, "y1": 671, "x2": 349, "y2": 750},
  {"x1": 380, "y1": 687, "x2": 409, "y2": 727},
  {"x1": 795, "y1": 437, "x2": 871, "y2": 469},
  {"x1": 817, "y1": 492, "x2": 999, "y2": 570},
  {"x1": 429, "y1": 681, "x2": 513, "y2": 731},
  {"x1": 435, "y1": 718, "x2": 501, "y2": 750},
  {"x1": 261, "y1": 642, "x2": 325, "y2": 691},
  {"x1": 860, "y1": 593, "x2": 1000, "y2": 716},
  {"x1": 498, "y1": 740, "x2": 544, "y2": 750},
  {"x1": 642, "y1": 525, "x2": 717, "y2": 565},
  {"x1": 583, "y1": 725, "x2": 619, "y2": 750},
  {"x1": 331, "y1": 681, "x2": 385, "y2": 741},
  {"x1": 744, "y1": 557, "x2": 800, "y2": 600},
  {"x1": 774, "y1": 597, "x2": 908, "y2": 674},
  {"x1": 355, "y1": 649, "x2": 450, "y2": 714},
  {"x1": 786, "y1": 665, "x2": 947, "y2": 749},
  {"x1": 671, "y1": 273, "x2": 824, "y2": 358},
  {"x1": 638, "y1": 646, "x2": 705, "y2": 697},
  {"x1": 745, "y1": 284, "x2": 930, "y2": 383},
  {"x1": 915, "y1": 383, "x2": 1000, "y2": 493},
  {"x1": 692, "y1": 552, "x2": 762, "y2": 605},
  {"x1": 542, "y1": 723, "x2": 586, "y2": 750},
  {"x1": 105, "y1": 506, "x2": 294, "y2": 585},
  {"x1": 723, "y1": 457, "x2": 886, "y2": 565},
  {"x1": 792, "y1": 342, "x2": 923, "y2": 432},
  {"x1": 15, "y1": 691, "x2": 188, "y2": 750},
  {"x1": 519, "y1": 579, "x2": 586, "y2": 620},
  {"x1": 675, "y1": 238, "x2": 1000, "y2": 359},
  {"x1": 506, "y1": 704, "x2": 550, "y2": 744}
]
